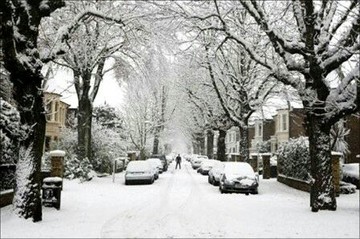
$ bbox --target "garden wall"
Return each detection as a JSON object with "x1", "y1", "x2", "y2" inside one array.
[
  {"x1": 0, "y1": 189, "x2": 14, "y2": 208},
  {"x1": 277, "y1": 174, "x2": 310, "y2": 192}
]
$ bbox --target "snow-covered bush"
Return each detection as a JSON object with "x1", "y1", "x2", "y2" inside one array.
[
  {"x1": 0, "y1": 99, "x2": 26, "y2": 191},
  {"x1": 341, "y1": 163, "x2": 359, "y2": 189},
  {"x1": 55, "y1": 121, "x2": 127, "y2": 177},
  {"x1": 0, "y1": 99, "x2": 25, "y2": 165},
  {"x1": 91, "y1": 122, "x2": 127, "y2": 174},
  {"x1": 54, "y1": 127, "x2": 94, "y2": 181},
  {"x1": 64, "y1": 155, "x2": 94, "y2": 182},
  {"x1": 276, "y1": 137, "x2": 310, "y2": 181},
  {"x1": 256, "y1": 140, "x2": 271, "y2": 153},
  {"x1": 340, "y1": 181, "x2": 357, "y2": 194}
]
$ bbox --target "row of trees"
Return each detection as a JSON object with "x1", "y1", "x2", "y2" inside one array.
[{"x1": 155, "y1": 0, "x2": 359, "y2": 212}]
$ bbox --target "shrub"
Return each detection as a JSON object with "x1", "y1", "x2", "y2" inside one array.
[
  {"x1": 91, "y1": 123, "x2": 127, "y2": 174},
  {"x1": 276, "y1": 136, "x2": 310, "y2": 181},
  {"x1": 64, "y1": 155, "x2": 94, "y2": 182},
  {"x1": 255, "y1": 140, "x2": 271, "y2": 153},
  {"x1": 55, "y1": 121, "x2": 127, "y2": 177}
]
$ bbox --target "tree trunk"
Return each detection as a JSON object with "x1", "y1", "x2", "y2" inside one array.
[
  {"x1": 192, "y1": 140, "x2": 199, "y2": 154},
  {"x1": 239, "y1": 126, "x2": 250, "y2": 163},
  {"x1": 217, "y1": 129, "x2": 227, "y2": 161},
  {"x1": 199, "y1": 135, "x2": 205, "y2": 155},
  {"x1": 77, "y1": 96, "x2": 93, "y2": 161},
  {"x1": 152, "y1": 129, "x2": 160, "y2": 155},
  {"x1": 140, "y1": 148, "x2": 147, "y2": 160},
  {"x1": 12, "y1": 75, "x2": 46, "y2": 222},
  {"x1": 206, "y1": 129, "x2": 214, "y2": 159},
  {"x1": 308, "y1": 114, "x2": 336, "y2": 212}
]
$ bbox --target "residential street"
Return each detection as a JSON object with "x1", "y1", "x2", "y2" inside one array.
[{"x1": 1, "y1": 161, "x2": 359, "y2": 238}]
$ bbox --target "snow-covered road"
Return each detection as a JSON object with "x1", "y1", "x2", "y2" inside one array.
[{"x1": 1, "y1": 161, "x2": 359, "y2": 238}]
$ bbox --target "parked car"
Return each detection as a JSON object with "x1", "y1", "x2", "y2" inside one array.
[
  {"x1": 146, "y1": 158, "x2": 163, "y2": 179},
  {"x1": 198, "y1": 159, "x2": 219, "y2": 175},
  {"x1": 208, "y1": 161, "x2": 225, "y2": 186},
  {"x1": 219, "y1": 162, "x2": 259, "y2": 195},
  {"x1": 150, "y1": 154, "x2": 168, "y2": 172},
  {"x1": 191, "y1": 155, "x2": 208, "y2": 169},
  {"x1": 165, "y1": 155, "x2": 174, "y2": 165},
  {"x1": 125, "y1": 160, "x2": 155, "y2": 185}
]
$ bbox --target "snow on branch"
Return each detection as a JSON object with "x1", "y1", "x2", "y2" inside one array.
[{"x1": 44, "y1": 9, "x2": 125, "y2": 62}]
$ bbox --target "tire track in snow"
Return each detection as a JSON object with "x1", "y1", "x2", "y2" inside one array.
[
  {"x1": 100, "y1": 162, "x2": 228, "y2": 238},
  {"x1": 100, "y1": 162, "x2": 190, "y2": 238}
]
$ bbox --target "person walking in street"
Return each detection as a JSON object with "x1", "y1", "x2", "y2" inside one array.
[{"x1": 175, "y1": 154, "x2": 182, "y2": 169}]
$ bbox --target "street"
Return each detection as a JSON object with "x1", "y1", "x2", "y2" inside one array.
[
  {"x1": 1, "y1": 161, "x2": 359, "y2": 238},
  {"x1": 99, "y1": 161, "x2": 359, "y2": 238}
]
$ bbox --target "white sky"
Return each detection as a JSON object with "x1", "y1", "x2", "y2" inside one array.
[
  {"x1": 1, "y1": 162, "x2": 359, "y2": 238},
  {"x1": 45, "y1": 66, "x2": 126, "y2": 109}
]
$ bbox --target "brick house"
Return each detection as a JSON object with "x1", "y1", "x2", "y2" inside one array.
[
  {"x1": 269, "y1": 108, "x2": 307, "y2": 153},
  {"x1": 44, "y1": 92, "x2": 70, "y2": 152}
]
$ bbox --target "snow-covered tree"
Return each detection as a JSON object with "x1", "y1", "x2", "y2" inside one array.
[
  {"x1": 185, "y1": 0, "x2": 359, "y2": 211},
  {"x1": 39, "y1": 1, "x2": 136, "y2": 162},
  {"x1": 205, "y1": 40, "x2": 277, "y2": 162},
  {"x1": 0, "y1": 0, "x2": 65, "y2": 222}
]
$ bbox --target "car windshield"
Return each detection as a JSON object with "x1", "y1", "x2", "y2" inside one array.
[
  {"x1": 224, "y1": 162, "x2": 255, "y2": 178},
  {"x1": 126, "y1": 161, "x2": 150, "y2": 172}
]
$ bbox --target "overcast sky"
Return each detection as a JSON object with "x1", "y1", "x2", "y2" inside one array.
[{"x1": 45, "y1": 65, "x2": 126, "y2": 109}]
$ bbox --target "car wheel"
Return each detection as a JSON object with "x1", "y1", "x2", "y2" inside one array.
[
  {"x1": 125, "y1": 180, "x2": 129, "y2": 185},
  {"x1": 245, "y1": 192, "x2": 249, "y2": 196},
  {"x1": 251, "y1": 189, "x2": 258, "y2": 194}
]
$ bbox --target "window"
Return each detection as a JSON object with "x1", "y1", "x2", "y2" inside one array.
[
  {"x1": 282, "y1": 113, "x2": 288, "y2": 131},
  {"x1": 236, "y1": 132, "x2": 240, "y2": 141},
  {"x1": 46, "y1": 102, "x2": 52, "y2": 121},
  {"x1": 277, "y1": 113, "x2": 288, "y2": 132},
  {"x1": 256, "y1": 122, "x2": 263, "y2": 137},
  {"x1": 54, "y1": 102, "x2": 59, "y2": 122}
]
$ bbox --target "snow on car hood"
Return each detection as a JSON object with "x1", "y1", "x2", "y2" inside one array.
[{"x1": 226, "y1": 174, "x2": 256, "y2": 182}]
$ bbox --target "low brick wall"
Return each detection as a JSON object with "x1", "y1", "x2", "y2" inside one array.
[
  {"x1": 277, "y1": 174, "x2": 310, "y2": 192},
  {"x1": 0, "y1": 189, "x2": 14, "y2": 208}
]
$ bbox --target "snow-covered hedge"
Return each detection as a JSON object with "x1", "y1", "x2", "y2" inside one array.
[
  {"x1": 342, "y1": 163, "x2": 359, "y2": 189},
  {"x1": 0, "y1": 99, "x2": 25, "y2": 165},
  {"x1": 0, "y1": 99, "x2": 26, "y2": 191},
  {"x1": 276, "y1": 137, "x2": 310, "y2": 181}
]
